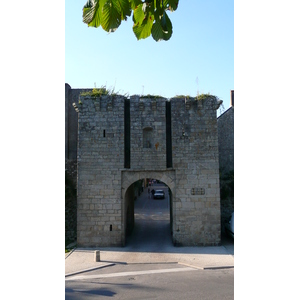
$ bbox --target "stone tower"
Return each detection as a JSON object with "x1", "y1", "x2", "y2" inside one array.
[{"x1": 74, "y1": 93, "x2": 222, "y2": 247}]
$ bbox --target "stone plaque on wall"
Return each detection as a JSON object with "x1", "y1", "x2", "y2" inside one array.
[{"x1": 191, "y1": 188, "x2": 205, "y2": 195}]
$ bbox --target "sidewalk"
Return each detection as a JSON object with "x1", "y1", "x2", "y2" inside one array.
[
  {"x1": 66, "y1": 185, "x2": 234, "y2": 277},
  {"x1": 65, "y1": 244, "x2": 234, "y2": 277}
]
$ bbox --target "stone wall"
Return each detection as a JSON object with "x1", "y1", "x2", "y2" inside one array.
[
  {"x1": 74, "y1": 93, "x2": 222, "y2": 247},
  {"x1": 130, "y1": 96, "x2": 167, "y2": 170},
  {"x1": 65, "y1": 85, "x2": 93, "y2": 243},
  {"x1": 217, "y1": 106, "x2": 234, "y2": 229},
  {"x1": 217, "y1": 107, "x2": 234, "y2": 175},
  {"x1": 171, "y1": 97, "x2": 221, "y2": 245},
  {"x1": 76, "y1": 95, "x2": 125, "y2": 246},
  {"x1": 65, "y1": 170, "x2": 77, "y2": 241},
  {"x1": 65, "y1": 84, "x2": 93, "y2": 162}
]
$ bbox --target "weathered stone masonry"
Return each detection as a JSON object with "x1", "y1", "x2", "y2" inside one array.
[
  {"x1": 217, "y1": 91, "x2": 234, "y2": 229},
  {"x1": 73, "y1": 91, "x2": 223, "y2": 247},
  {"x1": 218, "y1": 94, "x2": 234, "y2": 175}
]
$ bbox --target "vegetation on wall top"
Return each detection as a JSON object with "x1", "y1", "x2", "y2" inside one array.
[
  {"x1": 196, "y1": 93, "x2": 218, "y2": 102},
  {"x1": 80, "y1": 88, "x2": 220, "y2": 103},
  {"x1": 140, "y1": 94, "x2": 163, "y2": 99},
  {"x1": 80, "y1": 86, "x2": 121, "y2": 98}
]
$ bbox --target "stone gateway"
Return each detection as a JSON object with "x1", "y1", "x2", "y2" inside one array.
[{"x1": 73, "y1": 92, "x2": 222, "y2": 247}]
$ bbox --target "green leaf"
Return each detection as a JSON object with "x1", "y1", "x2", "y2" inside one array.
[
  {"x1": 151, "y1": 11, "x2": 172, "y2": 41},
  {"x1": 101, "y1": 1, "x2": 122, "y2": 32},
  {"x1": 83, "y1": 0, "x2": 95, "y2": 9},
  {"x1": 116, "y1": 0, "x2": 132, "y2": 20},
  {"x1": 133, "y1": 10, "x2": 154, "y2": 40},
  {"x1": 155, "y1": 1, "x2": 164, "y2": 17},
  {"x1": 151, "y1": 21, "x2": 164, "y2": 41},
  {"x1": 100, "y1": 0, "x2": 131, "y2": 32},
  {"x1": 83, "y1": 0, "x2": 105, "y2": 28},
  {"x1": 82, "y1": 0, "x2": 179, "y2": 41},
  {"x1": 128, "y1": 0, "x2": 142, "y2": 10},
  {"x1": 161, "y1": 11, "x2": 169, "y2": 32},
  {"x1": 133, "y1": 3, "x2": 145, "y2": 25},
  {"x1": 163, "y1": 0, "x2": 179, "y2": 12},
  {"x1": 83, "y1": 0, "x2": 131, "y2": 31}
]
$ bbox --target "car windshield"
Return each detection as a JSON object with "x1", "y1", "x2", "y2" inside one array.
[{"x1": 155, "y1": 190, "x2": 164, "y2": 193}]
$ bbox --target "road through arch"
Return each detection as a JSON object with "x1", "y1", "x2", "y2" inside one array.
[{"x1": 121, "y1": 170, "x2": 175, "y2": 246}]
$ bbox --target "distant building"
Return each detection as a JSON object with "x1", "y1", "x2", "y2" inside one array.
[
  {"x1": 217, "y1": 90, "x2": 234, "y2": 175},
  {"x1": 217, "y1": 90, "x2": 234, "y2": 229}
]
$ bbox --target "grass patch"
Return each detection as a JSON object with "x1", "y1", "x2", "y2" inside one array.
[
  {"x1": 65, "y1": 239, "x2": 76, "y2": 253},
  {"x1": 80, "y1": 86, "x2": 122, "y2": 98},
  {"x1": 196, "y1": 93, "x2": 218, "y2": 101}
]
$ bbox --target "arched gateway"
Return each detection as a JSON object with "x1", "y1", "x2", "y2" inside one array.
[
  {"x1": 121, "y1": 170, "x2": 175, "y2": 245},
  {"x1": 74, "y1": 94, "x2": 222, "y2": 247}
]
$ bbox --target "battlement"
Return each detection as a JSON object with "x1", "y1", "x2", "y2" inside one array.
[{"x1": 74, "y1": 94, "x2": 222, "y2": 114}]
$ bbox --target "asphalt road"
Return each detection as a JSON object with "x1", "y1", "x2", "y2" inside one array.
[
  {"x1": 66, "y1": 265, "x2": 234, "y2": 300},
  {"x1": 126, "y1": 183, "x2": 173, "y2": 251},
  {"x1": 126, "y1": 183, "x2": 233, "y2": 253}
]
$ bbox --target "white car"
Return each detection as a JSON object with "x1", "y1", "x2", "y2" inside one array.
[
  {"x1": 225, "y1": 212, "x2": 234, "y2": 239},
  {"x1": 153, "y1": 190, "x2": 165, "y2": 199}
]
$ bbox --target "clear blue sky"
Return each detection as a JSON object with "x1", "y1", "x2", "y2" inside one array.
[{"x1": 65, "y1": 0, "x2": 234, "y2": 110}]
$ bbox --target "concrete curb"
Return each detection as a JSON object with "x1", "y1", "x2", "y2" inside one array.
[
  {"x1": 127, "y1": 261, "x2": 178, "y2": 265},
  {"x1": 178, "y1": 262, "x2": 234, "y2": 270},
  {"x1": 65, "y1": 261, "x2": 234, "y2": 278},
  {"x1": 65, "y1": 244, "x2": 234, "y2": 277},
  {"x1": 65, "y1": 247, "x2": 77, "y2": 259},
  {"x1": 203, "y1": 265, "x2": 234, "y2": 270},
  {"x1": 65, "y1": 263, "x2": 115, "y2": 278},
  {"x1": 66, "y1": 261, "x2": 181, "y2": 277}
]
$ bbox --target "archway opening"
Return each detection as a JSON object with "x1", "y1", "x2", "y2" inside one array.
[{"x1": 124, "y1": 178, "x2": 173, "y2": 249}]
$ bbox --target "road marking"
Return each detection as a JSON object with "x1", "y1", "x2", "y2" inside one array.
[{"x1": 65, "y1": 266, "x2": 197, "y2": 281}]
